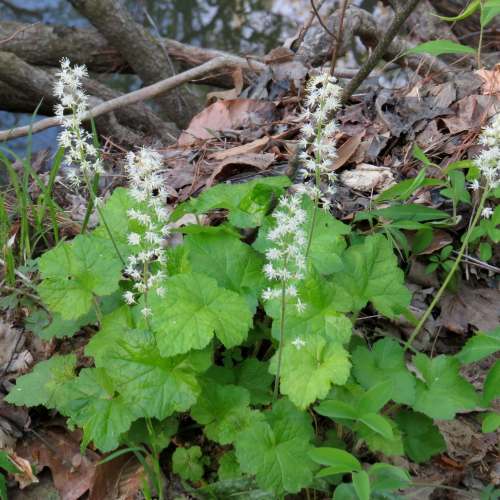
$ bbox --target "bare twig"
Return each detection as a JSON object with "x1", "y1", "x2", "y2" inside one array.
[
  {"x1": 0, "y1": 56, "x2": 247, "y2": 142},
  {"x1": 0, "y1": 22, "x2": 39, "y2": 47},
  {"x1": 309, "y1": 0, "x2": 337, "y2": 39},
  {"x1": 340, "y1": 0, "x2": 423, "y2": 105},
  {"x1": 330, "y1": 0, "x2": 349, "y2": 77},
  {"x1": 291, "y1": 0, "x2": 326, "y2": 52}
]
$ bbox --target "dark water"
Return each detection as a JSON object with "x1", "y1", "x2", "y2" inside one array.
[{"x1": 0, "y1": 0, "x2": 377, "y2": 168}]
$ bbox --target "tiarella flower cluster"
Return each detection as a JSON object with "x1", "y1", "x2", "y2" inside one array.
[
  {"x1": 261, "y1": 195, "x2": 308, "y2": 314},
  {"x1": 122, "y1": 147, "x2": 171, "y2": 318},
  {"x1": 474, "y1": 114, "x2": 500, "y2": 198},
  {"x1": 53, "y1": 58, "x2": 104, "y2": 188},
  {"x1": 297, "y1": 72, "x2": 343, "y2": 208}
]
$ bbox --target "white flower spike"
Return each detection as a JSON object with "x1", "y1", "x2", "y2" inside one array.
[{"x1": 291, "y1": 337, "x2": 307, "y2": 350}]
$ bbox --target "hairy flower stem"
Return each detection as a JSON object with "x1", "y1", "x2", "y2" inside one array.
[
  {"x1": 81, "y1": 170, "x2": 125, "y2": 265},
  {"x1": 70, "y1": 100, "x2": 125, "y2": 266},
  {"x1": 305, "y1": 107, "x2": 325, "y2": 258},
  {"x1": 142, "y1": 193, "x2": 152, "y2": 329},
  {"x1": 91, "y1": 295, "x2": 103, "y2": 328},
  {"x1": 403, "y1": 185, "x2": 490, "y2": 352},
  {"x1": 273, "y1": 264, "x2": 288, "y2": 403}
]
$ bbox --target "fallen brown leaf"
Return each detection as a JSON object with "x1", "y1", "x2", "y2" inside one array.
[
  {"x1": 476, "y1": 68, "x2": 500, "y2": 95},
  {"x1": 329, "y1": 134, "x2": 363, "y2": 171},
  {"x1": 438, "y1": 282, "x2": 500, "y2": 334},
  {"x1": 206, "y1": 152, "x2": 275, "y2": 189},
  {"x1": 16, "y1": 425, "x2": 101, "y2": 500},
  {"x1": 179, "y1": 99, "x2": 273, "y2": 145},
  {"x1": 208, "y1": 127, "x2": 300, "y2": 160},
  {"x1": 89, "y1": 449, "x2": 145, "y2": 500},
  {"x1": 206, "y1": 66, "x2": 244, "y2": 106}
]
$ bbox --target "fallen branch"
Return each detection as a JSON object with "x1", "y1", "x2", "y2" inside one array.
[
  {"x1": 0, "y1": 21, "x2": 39, "y2": 47},
  {"x1": 290, "y1": 0, "x2": 327, "y2": 52},
  {"x1": 0, "y1": 56, "x2": 243, "y2": 142}
]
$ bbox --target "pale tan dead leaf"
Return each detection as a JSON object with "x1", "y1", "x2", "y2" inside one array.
[
  {"x1": 439, "y1": 282, "x2": 500, "y2": 334},
  {"x1": 339, "y1": 164, "x2": 396, "y2": 193},
  {"x1": 206, "y1": 152, "x2": 275, "y2": 189},
  {"x1": 263, "y1": 47, "x2": 294, "y2": 65},
  {"x1": 206, "y1": 66, "x2": 244, "y2": 106},
  {"x1": 329, "y1": 134, "x2": 363, "y2": 171},
  {"x1": 476, "y1": 67, "x2": 500, "y2": 95},
  {"x1": 89, "y1": 450, "x2": 145, "y2": 500},
  {"x1": 208, "y1": 127, "x2": 300, "y2": 161},
  {"x1": 283, "y1": 22, "x2": 301, "y2": 49},
  {"x1": 179, "y1": 99, "x2": 270, "y2": 146}
]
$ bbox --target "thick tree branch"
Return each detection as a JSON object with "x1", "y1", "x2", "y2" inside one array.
[
  {"x1": 0, "y1": 51, "x2": 177, "y2": 140},
  {"x1": 341, "y1": 0, "x2": 422, "y2": 104},
  {"x1": 0, "y1": 56, "x2": 243, "y2": 142},
  {"x1": 295, "y1": 5, "x2": 453, "y2": 83}
]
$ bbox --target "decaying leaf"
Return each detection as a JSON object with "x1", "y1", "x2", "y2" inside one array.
[
  {"x1": 339, "y1": 164, "x2": 396, "y2": 193},
  {"x1": 206, "y1": 66, "x2": 244, "y2": 105},
  {"x1": 438, "y1": 282, "x2": 500, "y2": 334},
  {"x1": 206, "y1": 152, "x2": 275, "y2": 188}
]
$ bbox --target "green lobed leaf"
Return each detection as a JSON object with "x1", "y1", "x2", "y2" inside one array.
[
  {"x1": 185, "y1": 231, "x2": 267, "y2": 312},
  {"x1": 235, "y1": 418, "x2": 314, "y2": 495},
  {"x1": 263, "y1": 396, "x2": 315, "y2": 440},
  {"x1": 123, "y1": 416, "x2": 178, "y2": 451},
  {"x1": 269, "y1": 334, "x2": 351, "y2": 410},
  {"x1": 56, "y1": 367, "x2": 136, "y2": 452},
  {"x1": 456, "y1": 327, "x2": 500, "y2": 363},
  {"x1": 85, "y1": 305, "x2": 136, "y2": 363},
  {"x1": 363, "y1": 417, "x2": 404, "y2": 457},
  {"x1": 150, "y1": 273, "x2": 253, "y2": 357},
  {"x1": 171, "y1": 176, "x2": 292, "y2": 228},
  {"x1": 38, "y1": 234, "x2": 123, "y2": 320},
  {"x1": 233, "y1": 358, "x2": 274, "y2": 405},
  {"x1": 254, "y1": 195, "x2": 350, "y2": 275},
  {"x1": 352, "y1": 339, "x2": 416, "y2": 405},
  {"x1": 99, "y1": 329, "x2": 212, "y2": 420},
  {"x1": 164, "y1": 245, "x2": 194, "y2": 276},
  {"x1": 401, "y1": 40, "x2": 477, "y2": 57},
  {"x1": 172, "y1": 446, "x2": 205, "y2": 482},
  {"x1": 219, "y1": 451, "x2": 243, "y2": 481},
  {"x1": 92, "y1": 187, "x2": 146, "y2": 259},
  {"x1": 393, "y1": 410, "x2": 446, "y2": 463},
  {"x1": 5, "y1": 354, "x2": 76, "y2": 409},
  {"x1": 191, "y1": 384, "x2": 263, "y2": 445},
  {"x1": 412, "y1": 354, "x2": 483, "y2": 420},
  {"x1": 329, "y1": 234, "x2": 411, "y2": 317},
  {"x1": 269, "y1": 264, "x2": 353, "y2": 344}
]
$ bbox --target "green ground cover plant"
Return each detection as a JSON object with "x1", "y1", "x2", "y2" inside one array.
[{"x1": 3, "y1": 60, "x2": 500, "y2": 500}]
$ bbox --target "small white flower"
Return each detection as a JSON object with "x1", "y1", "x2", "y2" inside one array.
[
  {"x1": 156, "y1": 286, "x2": 166, "y2": 298},
  {"x1": 482, "y1": 207, "x2": 494, "y2": 219},
  {"x1": 296, "y1": 299, "x2": 306, "y2": 314},
  {"x1": 123, "y1": 291, "x2": 136, "y2": 305},
  {"x1": 470, "y1": 179, "x2": 480, "y2": 191},
  {"x1": 291, "y1": 337, "x2": 307, "y2": 350},
  {"x1": 141, "y1": 307, "x2": 153, "y2": 318}
]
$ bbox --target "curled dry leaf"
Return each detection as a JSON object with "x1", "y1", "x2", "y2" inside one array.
[
  {"x1": 206, "y1": 152, "x2": 275, "y2": 188},
  {"x1": 206, "y1": 66, "x2": 244, "y2": 106},
  {"x1": 329, "y1": 134, "x2": 363, "y2": 171},
  {"x1": 179, "y1": 99, "x2": 271, "y2": 146}
]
